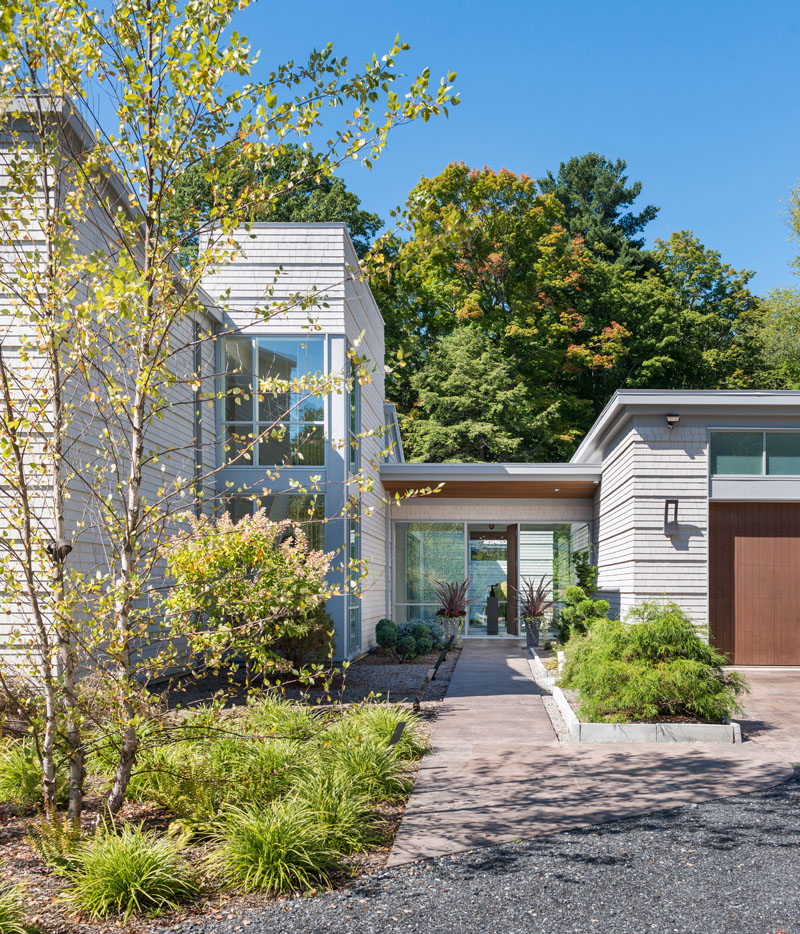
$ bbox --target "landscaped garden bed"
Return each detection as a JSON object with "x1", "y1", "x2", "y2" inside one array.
[
  {"x1": 531, "y1": 602, "x2": 748, "y2": 744},
  {"x1": 0, "y1": 648, "x2": 460, "y2": 934}
]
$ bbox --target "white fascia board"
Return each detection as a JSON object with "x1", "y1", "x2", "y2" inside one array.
[
  {"x1": 379, "y1": 462, "x2": 602, "y2": 483},
  {"x1": 570, "y1": 390, "x2": 800, "y2": 465}
]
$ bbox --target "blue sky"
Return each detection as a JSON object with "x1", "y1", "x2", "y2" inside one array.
[{"x1": 240, "y1": 0, "x2": 800, "y2": 295}]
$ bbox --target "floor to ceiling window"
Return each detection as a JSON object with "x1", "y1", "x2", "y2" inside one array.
[
  {"x1": 393, "y1": 522, "x2": 465, "y2": 624},
  {"x1": 393, "y1": 520, "x2": 591, "y2": 633}
]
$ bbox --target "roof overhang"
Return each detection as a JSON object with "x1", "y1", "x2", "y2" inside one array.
[
  {"x1": 379, "y1": 462, "x2": 601, "y2": 499},
  {"x1": 571, "y1": 390, "x2": 800, "y2": 465}
]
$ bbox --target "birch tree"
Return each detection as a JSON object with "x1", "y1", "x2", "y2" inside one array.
[{"x1": 0, "y1": 0, "x2": 457, "y2": 819}]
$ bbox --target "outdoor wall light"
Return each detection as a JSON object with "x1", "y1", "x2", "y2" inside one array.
[
  {"x1": 663, "y1": 499, "x2": 679, "y2": 536},
  {"x1": 665, "y1": 414, "x2": 680, "y2": 429}
]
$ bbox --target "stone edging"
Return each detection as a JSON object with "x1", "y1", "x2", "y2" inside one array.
[{"x1": 529, "y1": 649, "x2": 742, "y2": 745}]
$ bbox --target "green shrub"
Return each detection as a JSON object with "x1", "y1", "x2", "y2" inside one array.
[
  {"x1": 65, "y1": 823, "x2": 198, "y2": 920},
  {"x1": 274, "y1": 607, "x2": 335, "y2": 670},
  {"x1": 375, "y1": 618, "x2": 398, "y2": 649},
  {"x1": 396, "y1": 635, "x2": 416, "y2": 659},
  {"x1": 290, "y1": 769, "x2": 377, "y2": 853},
  {"x1": 243, "y1": 694, "x2": 324, "y2": 740},
  {"x1": 561, "y1": 602, "x2": 748, "y2": 723},
  {"x1": 213, "y1": 801, "x2": 338, "y2": 893},
  {"x1": 571, "y1": 550, "x2": 598, "y2": 593},
  {"x1": 326, "y1": 703, "x2": 428, "y2": 760},
  {"x1": 330, "y1": 738, "x2": 412, "y2": 803},
  {"x1": 410, "y1": 623, "x2": 432, "y2": 656},
  {"x1": 557, "y1": 585, "x2": 610, "y2": 640},
  {"x1": 0, "y1": 739, "x2": 67, "y2": 811},
  {"x1": 0, "y1": 884, "x2": 27, "y2": 934}
]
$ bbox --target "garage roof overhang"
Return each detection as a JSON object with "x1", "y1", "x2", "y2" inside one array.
[{"x1": 379, "y1": 462, "x2": 601, "y2": 499}]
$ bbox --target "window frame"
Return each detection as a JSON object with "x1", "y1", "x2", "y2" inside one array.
[
  {"x1": 709, "y1": 429, "x2": 800, "y2": 479},
  {"x1": 219, "y1": 334, "x2": 326, "y2": 469}
]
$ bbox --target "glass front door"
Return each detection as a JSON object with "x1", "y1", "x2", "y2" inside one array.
[{"x1": 467, "y1": 526, "x2": 509, "y2": 636}]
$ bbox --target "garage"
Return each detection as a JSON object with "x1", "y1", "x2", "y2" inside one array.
[{"x1": 709, "y1": 502, "x2": 800, "y2": 665}]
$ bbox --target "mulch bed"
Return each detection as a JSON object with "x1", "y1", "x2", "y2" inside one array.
[{"x1": 0, "y1": 646, "x2": 460, "y2": 934}]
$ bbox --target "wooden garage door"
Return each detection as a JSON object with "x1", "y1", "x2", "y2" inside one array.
[{"x1": 709, "y1": 502, "x2": 800, "y2": 665}]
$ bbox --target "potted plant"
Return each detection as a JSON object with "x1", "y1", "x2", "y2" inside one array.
[
  {"x1": 434, "y1": 579, "x2": 471, "y2": 643},
  {"x1": 516, "y1": 575, "x2": 553, "y2": 648}
]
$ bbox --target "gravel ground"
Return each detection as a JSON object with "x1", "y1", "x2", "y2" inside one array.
[{"x1": 151, "y1": 775, "x2": 800, "y2": 934}]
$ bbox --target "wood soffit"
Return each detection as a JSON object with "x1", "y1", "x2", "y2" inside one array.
[{"x1": 382, "y1": 479, "x2": 598, "y2": 500}]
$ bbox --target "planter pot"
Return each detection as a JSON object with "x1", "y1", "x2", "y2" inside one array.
[
  {"x1": 441, "y1": 615, "x2": 464, "y2": 644},
  {"x1": 523, "y1": 617, "x2": 540, "y2": 648}
]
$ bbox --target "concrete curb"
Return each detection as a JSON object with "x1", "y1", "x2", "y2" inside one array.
[{"x1": 530, "y1": 649, "x2": 742, "y2": 745}]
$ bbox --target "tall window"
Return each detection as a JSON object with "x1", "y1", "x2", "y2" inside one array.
[
  {"x1": 347, "y1": 499, "x2": 361, "y2": 654},
  {"x1": 221, "y1": 336, "x2": 325, "y2": 466},
  {"x1": 224, "y1": 493, "x2": 325, "y2": 551},
  {"x1": 348, "y1": 352, "x2": 361, "y2": 475},
  {"x1": 710, "y1": 431, "x2": 800, "y2": 476}
]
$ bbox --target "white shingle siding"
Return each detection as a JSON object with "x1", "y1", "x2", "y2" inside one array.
[
  {"x1": 594, "y1": 418, "x2": 710, "y2": 632},
  {"x1": 343, "y1": 237, "x2": 388, "y2": 651}
]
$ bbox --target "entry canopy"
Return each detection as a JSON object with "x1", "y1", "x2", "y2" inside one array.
[{"x1": 379, "y1": 462, "x2": 601, "y2": 499}]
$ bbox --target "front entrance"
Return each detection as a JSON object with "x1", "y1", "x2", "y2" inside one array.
[
  {"x1": 392, "y1": 519, "x2": 590, "y2": 635},
  {"x1": 466, "y1": 524, "x2": 518, "y2": 636}
]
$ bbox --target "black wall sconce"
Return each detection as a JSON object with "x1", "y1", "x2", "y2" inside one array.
[{"x1": 664, "y1": 499, "x2": 679, "y2": 536}]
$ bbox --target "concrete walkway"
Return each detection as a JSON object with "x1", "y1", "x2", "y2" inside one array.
[{"x1": 389, "y1": 640, "x2": 795, "y2": 865}]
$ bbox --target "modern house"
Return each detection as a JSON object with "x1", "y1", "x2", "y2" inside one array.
[
  {"x1": 2, "y1": 99, "x2": 798, "y2": 672},
  {"x1": 202, "y1": 225, "x2": 800, "y2": 667}
]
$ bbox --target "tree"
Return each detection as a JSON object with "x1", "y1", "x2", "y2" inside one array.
[
  {"x1": 372, "y1": 163, "x2": 633, "y2": 459},
  {"x1": 375, "y1": 160, "x2": 776, "y2": 463},
  {"x1": 402, "y1": 328, "x2": 547, "y2": 462},
  {"x1": 166, "y1": 144, "x2": 383, "y2": 261},
  {"x1": 538, "y1": 153, "x2": 659, "y2": 270},
  {"x1": 0, "y1": 0, "x2": 456, "y2": 821},
  {"x1": 760, "y1": 182, "x2": 800, "y2": 385}
]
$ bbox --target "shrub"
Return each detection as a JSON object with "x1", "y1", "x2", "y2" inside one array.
[
  {"x1": 290, "y1": 769, "x2": 376, "y2": 853},
  {"x1": 273, "y1": 607, "x2": 335, "y2": 671},
  {"x1": 213, "y1": 801, "x2": 338, "y2": 894},
  {"x1": 333, "y1": 704, "x2": 428, "y2": 760},
  {"x1": 396, "y1": 635, "x2": 416, "y2": 659},
  {"x1": 421, "y1": 617, "x2": 445, "y2": 648},
  {"x1": 561, "y1": 602, "x2": 748, "y2": 723},
  {"x1": 0, "y1": 739, "x2": 67, "y2": 811},
  {"x1": 375, "y1": 618, "x2": 398, "y2": 649},
  {"x1": 572, "y1": 550, "x2": 598, "y2": 593},
  {"x1": 65, "y1": 823, "x2": 198, "y2": 920},
  {"x1": 165, "y1": 510, "x2": 332, "y2": 678},
  {"x1": 557, "y1": 585, "x2": 610, "y2": 640},
  {"x1": 414, "y1": 633, "x2": 433, "y2": 656},
  {"x1": 0, "y1": 884, "x2": 27, "y2": 934}
]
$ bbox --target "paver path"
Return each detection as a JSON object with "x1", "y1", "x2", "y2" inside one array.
[{"x1": 389, "y1": 640, "x2": 794, "y2": 865}]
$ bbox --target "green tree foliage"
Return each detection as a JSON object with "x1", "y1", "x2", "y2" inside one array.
[
  {"x1": 375, "y1": 160, "x2": 777, "y2": 462},
  {"x1": 538, "y1": 153, "x2": 658, "y2": 270},
  {"x1": 402, "y1": 328, "x2": 548, "y2": 462},
  {"x1": 166, "y1": 144, "x2": 382, "y2": 261},
  {"x1": 762, "y1": 183, "x2": 800, "y2": 385}
]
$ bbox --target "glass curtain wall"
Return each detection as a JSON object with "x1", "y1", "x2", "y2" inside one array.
[
  {"x1": 393, "y1": 522, "x2": 465, "y2": 623},
  {"x1": 394, "y1": 520, "x2": 591, "y2": 632}
]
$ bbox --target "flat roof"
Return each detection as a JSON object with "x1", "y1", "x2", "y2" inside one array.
[
  {"x1": 379, "y1": 462, "x2": 601, "y2": 500},
  {"x1": 571, "y1": 389, "x2": 800, "y2": 464}
]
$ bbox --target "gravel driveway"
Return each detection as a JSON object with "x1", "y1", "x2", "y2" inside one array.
[{"x1": 152, "y1": 774, "x2": 800, "y2": 934}]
